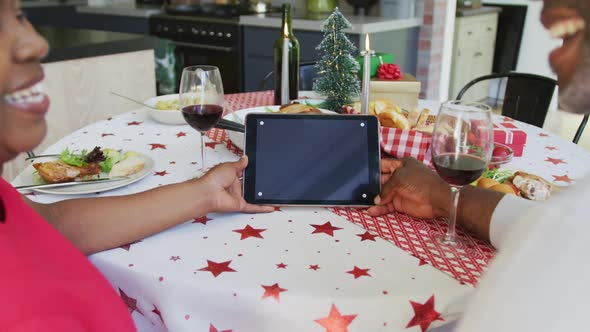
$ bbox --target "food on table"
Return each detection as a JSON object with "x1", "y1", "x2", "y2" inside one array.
[
  {"x1": 32, "y1": 147, "x2": 145, "y2": 183},
  {"x1": 489, "y1": 183, "x2": 518, "y2": 195},
  {"x1": 154, "y1": 99, "x2": 179, "y2": 110},
  {"x1": 475, "y1": 168, "x2": 559, "y2": 200},
  {"x1": 109, "y1": 155, "x2": 146, "y2": 178},
  {"x1": 477, "y1": 177, "x2": 499, "y2": 189},
  {"x1": 348, "y1": 99, "x2": 432, "y2": 132},
  {"x1": 510, "y1": 171, "x2": 555, "y2": 201},
  {"x1": 278, "y1": 103, "x2": 322, "y2": 114},
  {"x1": 378, "y1": 111, "x2": 411, "y2": 130},
  {"x1": 33, "y1": 161, "x2": 101, "y2": 184}
]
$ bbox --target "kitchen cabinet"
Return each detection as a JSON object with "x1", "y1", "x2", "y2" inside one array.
[{"x1": 449, "y1": 11, "x2": 499, "y2": 101}]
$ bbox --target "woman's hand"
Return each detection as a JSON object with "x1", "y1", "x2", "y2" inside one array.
[
  {"x1": 367, "y1": 157, "x2": 451, "y2": 219},
  {"x1": 201, "y1": 156, "x2": 275, "y2": 214}
]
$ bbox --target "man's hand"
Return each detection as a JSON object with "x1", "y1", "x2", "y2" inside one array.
[
  {"x1": 367, "y1": 157, "x2": 451, "y2": 219},
  {"x1": 201, "y1": 156, "x2": 275, "y2": 214}
]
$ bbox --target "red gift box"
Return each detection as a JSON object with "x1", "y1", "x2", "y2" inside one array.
[{"x1": 493, "y1": 120, "x2": 527, "y2": 157}]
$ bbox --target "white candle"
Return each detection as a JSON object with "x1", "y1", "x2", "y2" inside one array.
[
  {"x1": 361, "y1": 33, "x2": 372, "y2": 115},
  {"x1": 281, "y1": 23, "x2": 290, "y2": 105}
]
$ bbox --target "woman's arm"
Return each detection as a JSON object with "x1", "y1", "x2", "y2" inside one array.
[{"x1": 25, "y1": 157, "x2": 273, "y2": 255}]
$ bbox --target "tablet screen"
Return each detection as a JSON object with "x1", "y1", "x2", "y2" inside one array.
[{"x1": 243, "y1": 114, "x2": 380, "y2": 206}]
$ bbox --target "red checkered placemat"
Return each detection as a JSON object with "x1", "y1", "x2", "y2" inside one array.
[{"x1": 210, "y1": 91, "x2": 494, "y2": 285}]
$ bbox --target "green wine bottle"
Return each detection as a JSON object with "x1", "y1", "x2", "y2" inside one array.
[{"x1": 273, "y1": 3, "x2": 300, "y2": 105}]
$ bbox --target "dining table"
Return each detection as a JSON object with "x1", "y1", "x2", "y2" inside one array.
[{"x1": 14, "y1": 90, "x2": 590, "y2": 332}]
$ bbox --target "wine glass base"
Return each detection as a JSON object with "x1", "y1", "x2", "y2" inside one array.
[{"x1": 437, "y1": 235, "x2": 459, "y2": 246}]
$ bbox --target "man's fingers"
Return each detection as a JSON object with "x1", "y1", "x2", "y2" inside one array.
[
  {"x1": 381, "y1": 159, "x2": 402, "y2": 174},
  {"x1": 367, "y1": 203, "x2": 396, "y2": 217}
]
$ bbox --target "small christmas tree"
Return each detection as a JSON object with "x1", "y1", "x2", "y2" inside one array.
[{"x1": 313, "y1": 8, "x2": 360, "y2": 112}]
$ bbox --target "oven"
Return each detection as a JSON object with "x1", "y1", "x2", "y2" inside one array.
[{"x1": 150, "y1": 13, "x2": 244, "y2": 93}]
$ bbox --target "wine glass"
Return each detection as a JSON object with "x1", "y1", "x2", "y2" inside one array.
[
  {"x1": 179, "y1": 66, "x2": 224, "y2": 171},
  {"x1": 431, "y1": 100, "x2": 493, "y2": 246}
]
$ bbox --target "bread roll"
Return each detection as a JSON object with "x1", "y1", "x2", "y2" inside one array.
[
  {"x1": 278, "y1": 103, "x2": 322, "y2": 114},
  {"x1": 109, "y1": 155, "x2": 145, "y2": 178},
  {"x1": 378, "y1": 111, "x2": 411, "y2": 130}
]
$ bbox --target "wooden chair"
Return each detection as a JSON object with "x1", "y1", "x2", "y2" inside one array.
[
  {"x1": 456, "y1": 72, "x2": 557, "y2": 128},
  {"x1": 258, "y1": 61, "x2": 318, "y2": 91}
]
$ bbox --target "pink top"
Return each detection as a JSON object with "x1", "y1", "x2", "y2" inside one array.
[{"x1": 0, "y1": 178, "x2": 135, "y2": 331}]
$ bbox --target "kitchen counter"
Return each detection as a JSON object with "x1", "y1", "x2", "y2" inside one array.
[
  {"x1": 76, "y1": 3, "x2": 162, "y2": 18},
  {"x1": 37, "y1": 26, "x2": 156, "y2": 63},
  {"x1": 21, "y1": 0, "x2": 87, "y2": 8},
  {"x1": 240, "y1": 13, "x2": 422, "y2": 34},
  {"x1": 456, "y1": 6, "x2": 502, "y2": 17}
]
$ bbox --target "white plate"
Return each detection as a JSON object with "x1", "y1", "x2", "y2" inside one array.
[
  {"x1": 223, "y1": 105, "x2": 336, "y2": 150},
  {"x1": 18, "y1": 154, "x2": 154, "y2": 195}
]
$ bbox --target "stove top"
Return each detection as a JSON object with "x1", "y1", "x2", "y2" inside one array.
[{"x1": 163, "y1": 3, "x2": 255, "y2": 18}]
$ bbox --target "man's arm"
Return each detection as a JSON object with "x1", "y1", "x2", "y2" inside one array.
[
  {"x1": 25, "y1": 157, "x2": 273, "y2": 255},
  {"x1": 367, "y1": 158, "x2": 507, "y2": 244}
]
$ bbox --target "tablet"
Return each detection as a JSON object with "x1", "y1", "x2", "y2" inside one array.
[{"x1": 243, "y1": 113, "x2": 381, "y2": 206}]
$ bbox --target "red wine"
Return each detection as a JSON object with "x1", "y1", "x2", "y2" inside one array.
[
  {"x1": 434, "y1": 153, "x2": 487, "y2": 186},
  {"x1": 182, "y1": 104, "x2": 223, "y2": 132}
]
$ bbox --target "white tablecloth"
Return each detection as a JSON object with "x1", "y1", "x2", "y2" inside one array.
[{"x1": 14, "y1": 96, "x2": 590, "y2": 331}]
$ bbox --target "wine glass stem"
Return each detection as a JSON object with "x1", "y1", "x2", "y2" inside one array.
[
  {"x1": 200, "y1": 132, "x2": 206, "y2": 171},
  {"x1": 443, "y1": 186, "x2": 461, "y2": 244}
]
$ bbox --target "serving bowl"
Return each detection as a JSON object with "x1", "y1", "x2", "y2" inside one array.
[
  {"x1": 489, "y1": 142, "x2": 514, "y2": 169},
  {"x1": 144, "y1": 94, "x2": 185, "y2": 125}
]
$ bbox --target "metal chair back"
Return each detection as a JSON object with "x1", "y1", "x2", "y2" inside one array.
[
  {"x1": 456, "y1": 72, "x2": 557, "y2": 128},
  {"x1": 257, "y1": 62, "x2": 318, "y2": 91}
]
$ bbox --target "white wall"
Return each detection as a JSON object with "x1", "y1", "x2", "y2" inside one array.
[{"x1": 439, "y1": 0, "x2": 456, "y2": 102}]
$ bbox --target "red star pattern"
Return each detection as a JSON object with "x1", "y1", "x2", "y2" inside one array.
[
  {"x1": 233, "y1": 224, "x2": 266, "y2": 240},
  {"x1": 406, "y1": 295, "x2": 444, "y2": 332},
  {"x1": 309, "y1": 264, "x2": 320, "y2": 270},
  {"x1": 261, "y1": 283, "x2": 288, "y2": 302},
  {"x1": 356, "y1": 231, "x2": 377, "y2": 242},
  {"x1": 210, "y1": 324, "x2": 232, "y2": 332},
  {"x1": 314, "y1": 304, "x2": 357, "y2": 332},
  {"x1": 127, "y1": 121, "x2": 142, "y2": 126},
  {"x1": 149, "y1": 143, "x2": 167, "y2": 150},
  {"x1": 552, "y1": 174, "x2": 574, "y2": 183},
  {"x1": 310, "y1": 222, "x2": 343, "y2": 237},
  {"x1": 154, "y1": 170, "x2": 169, "y2": 176},
  {"x1": 101, "y1": 133, "x2": 114, "y2": 137},
  {"x1": 152, "y1": 305, "x2": 164, "y2": 322},
  {"x1": 545, "y1": 146, "x2": 557, "y2": 151},
  {"x1": 176, "y1": 131, "x2": 187, "y2": 137},
  {"x1": 276, "y1": 263, "x2": 288, "y2": 269},
  {"x1": 120, "y1": 240, "x2": 141, "y2": 251},
  {"x1": 539, "y1": 133, "x2": 549, "y2": 137},
  {"x1": 193, "y1": 215, "x2": 212, "y2": 225},
  {"x1": 170, "y1": 256, "x2": 181, "y2": 261},
  {"x1": 545, "y1": 157, "x2": 566, "y2": 165},
  {"x1": 198, "y1": 260, "x2": 237, "y2": 277},
  {"x1": 346, "y1": 266, "x2": 371, "y2": 279},
  {"x1": 119, "y1": 288, "x2": 143, "y2": 315},
  {"x1": 205, "y1": 141, "x2": 221, "y2": 149}
]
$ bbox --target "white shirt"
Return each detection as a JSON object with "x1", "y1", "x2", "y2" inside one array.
[{"x1": 453, "y1": 175, "x2": 590, "y2": 331}]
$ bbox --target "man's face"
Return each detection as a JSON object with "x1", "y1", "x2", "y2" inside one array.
[
  {"x1": 542, "y1": 0, "x2": 590, "y2": 113},
  {"x1": 0, "y1": 0, "x2": 49, "y2": 167}
]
